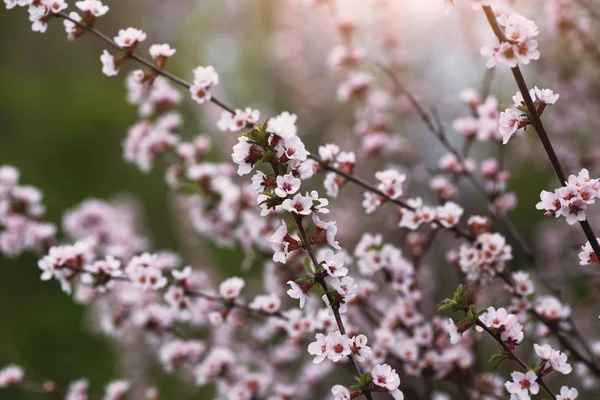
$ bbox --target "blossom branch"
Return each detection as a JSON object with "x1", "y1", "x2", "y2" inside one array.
[
  {"x1": 498, "y1": 272, "x2": 600, "y2": 377},
  {"x1": 377, "y1": 63, "x2": 534, "y2": 260},
  {"x1": 54, "y1": 12, "x2": 235, "y2": 114},
  {"x1": 289, "y1": 212, "x2": 375, "y2": 400},
  {"x1": 309, "y1": 154, "x2": 474, "y2": 241},
  {"x1": 54, "y1": 11, "x2": 471, "y2": 251},
  {"x1": 474, "y1": 320, "x2": 556, "y2": 399},
  {"x1": 61, "y1": 264, "x2": 287, "y2": 321},
  {"x1": 482, "y1": 4, "x2": 600, "y2": 260}
]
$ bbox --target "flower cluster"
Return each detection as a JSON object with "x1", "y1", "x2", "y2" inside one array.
[
  {"x1": 534, "y1": 343, "x2": 573, "y2": 375},
  {"x1": 398, "y1": 198, "x2": 463, "y2": 230},
  {"x1": 318, "y1": 144, "x2": 356, "y2": 198},
  {"x1": 499, "y1": 87, "x2": 559, "y2": 144},
  {"x1": 476, "y1": 306, "x2": 524, "y2": 346},
  {"x1": 482, "y1": 13, "x2": 540, "y2": 68},
  {"x1": 458, "y1": 232, "x2": 512, "y2": 283},
  {"x1": 452, "y1": 92, "x2": 503, "y2": 142},
  {"x1": 0, "y1": 165, "x2": 56, "y2": 257},
  {"x1": 362, "y1": 169, "x2": 406, "y2": 213},
  {"x1": 308, "y1": 331, "x2": 371, "y2": 363},
  {"x1": 536, "y1": 168, "x2": 600, "y2": 225},
  {"x1": 189, "y1": 66, "x2": 219, "y2": 104}
]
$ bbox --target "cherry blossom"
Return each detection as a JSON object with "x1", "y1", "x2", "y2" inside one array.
[
  {"x1": 219, "y1": 276, "x2": 245, "y2": 299},
  {"x1": 477, "y1": 307, "x2": 524, "y2": 345},
  {"x1": 308, "y1": 333, "x2": 329, "y2": 364},
  {"x1": 445, "y1": 318, "x2": 462, "y2": 344},
  {"x1": 556, "y1": 386, "x2": 578, "y2": 400},
  {"x1": 275, "y1": 173, "x2": 301, "y2": 198},
  {"x1": 282, "y1": 193, "x2": 313, "y2": 215},
  {"x1": 578, "y1": 238, "x2": 600, "y2": 265},
  {"x1": 324, "y1": 331, "x2": 352, "y2": 362},
  {"x1": 286, "y1": 281, "x2": 309, "y2": 308},
  {"x1": 505, "y1": 371, "x2": 539, "y2": 400},
  {"x1": 100, "y1": 50, "x2": 119, "y2": 77},
  {"x1": 114, "y1": 28, "x2": 147, "y2": 49},
  {"x1": 249, "y1": 293, "x2": 281, "y2": 313},
  {"x1": 104, "y1": 380, "x2": 130, "y2": 400},
  {"x1": 371, "y1": 364, "x2": 403, "y2": 399},
  {"x1": 42, "y1": 0, "x2": 67, "y2": 13},
  {"x1": 75, "y1": 0, "x2": 109, "y2": 17},
  {"x1": 482, "y1": 13, "x2": 540, "y2": 69},
  {"x1": 459, "y1": 232, "x2": 512, "y2": 283},
  {"x1": 320, "y1": 249, "x2": 348, "y2": 278},
  {"x1": 534, "y1": 343, "x2": 572, "y2": 374},
  {"x1": 331, "y1": 385, "x2": 351, "y2": 400},
  {"x1": 189, "y1": 66, "x2": 219, "y2": 104},
  {"x1": 0, "y1": 364, "x2": 23, "y2": 388},
  {"x1": 535, "y1": 295, "x2": 571, "y2": 321}
]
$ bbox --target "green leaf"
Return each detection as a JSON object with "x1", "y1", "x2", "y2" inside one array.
[
  {"x1": 357, "y1": 372, "x2": 372, "y2": 388},
  {"x1": 489, "y1": 353, "x2": 506, "y2": 369},
  {"x1": 304, "y1": 257, "x2": 314, "y2": 274}
]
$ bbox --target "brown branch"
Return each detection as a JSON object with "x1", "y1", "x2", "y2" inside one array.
[{"x1": 481, "y1": 5, "x2": 600, "y2": 261}]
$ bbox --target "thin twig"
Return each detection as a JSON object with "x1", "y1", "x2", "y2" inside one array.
[
  {"x1": 481, "y1": 5, "x2": 600, "y2": 260},
  {"x1": 475, "y1": 321, "x2": 556, "y2": 398},
  {"x1": 62, "y1": 265, "x2": 286, "y2": 321},
  {"x1": 377, "y1": 63, "x2": 534, "y2": 260}
]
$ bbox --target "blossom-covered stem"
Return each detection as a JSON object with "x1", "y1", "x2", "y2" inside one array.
[
  {"x1": 291, "y1": 217, "x2": 366, "y2": 377},
  {"x1": 60, "y1": 264, "x2": 286, "y2": 321},
  {"x1": 51, "y1": 11, "x2": 465, "y2": 249},
  {"x1": 309, "y1": 154, "x2": 475, "y2": 241},
  {"x1": 499, "y1": 272, "x2": 600, "y2": 376},
  {"x1": 377, "y1": 65, "x2": 533, "y2": 257},
  {"x1": 186, "y1": 289, "x2": 289, "y2": 321},
  {"x1": 290, "y1": 213, "x2": 374, "y2": 400},
  {"x1": 534, "y1": 308, "x2": 600, "y2": 376},
  {"x1": 482, "y1": 5, "x2": 600, "y2": 260},
  {"x1": 474, "y1": 320, "x2": 556, "y2": 398},
  {"x1": 533, "y1": 264, "x2": 600, "y2": 368},
  {"x1": 54, "y1": 12, "x2": 236, "y2": 115},
  {"x1": 11, "y1": 380, "x2": 102, "y2": 400}
]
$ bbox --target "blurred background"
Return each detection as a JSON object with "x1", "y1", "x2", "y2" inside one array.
[{"x1": 1, "y1": 0, "x2": 600, "y2": 398}]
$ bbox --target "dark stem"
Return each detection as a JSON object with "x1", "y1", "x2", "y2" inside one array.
[{"x1": 482, "y1": 4, "x2": 600, "y2": 262}]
